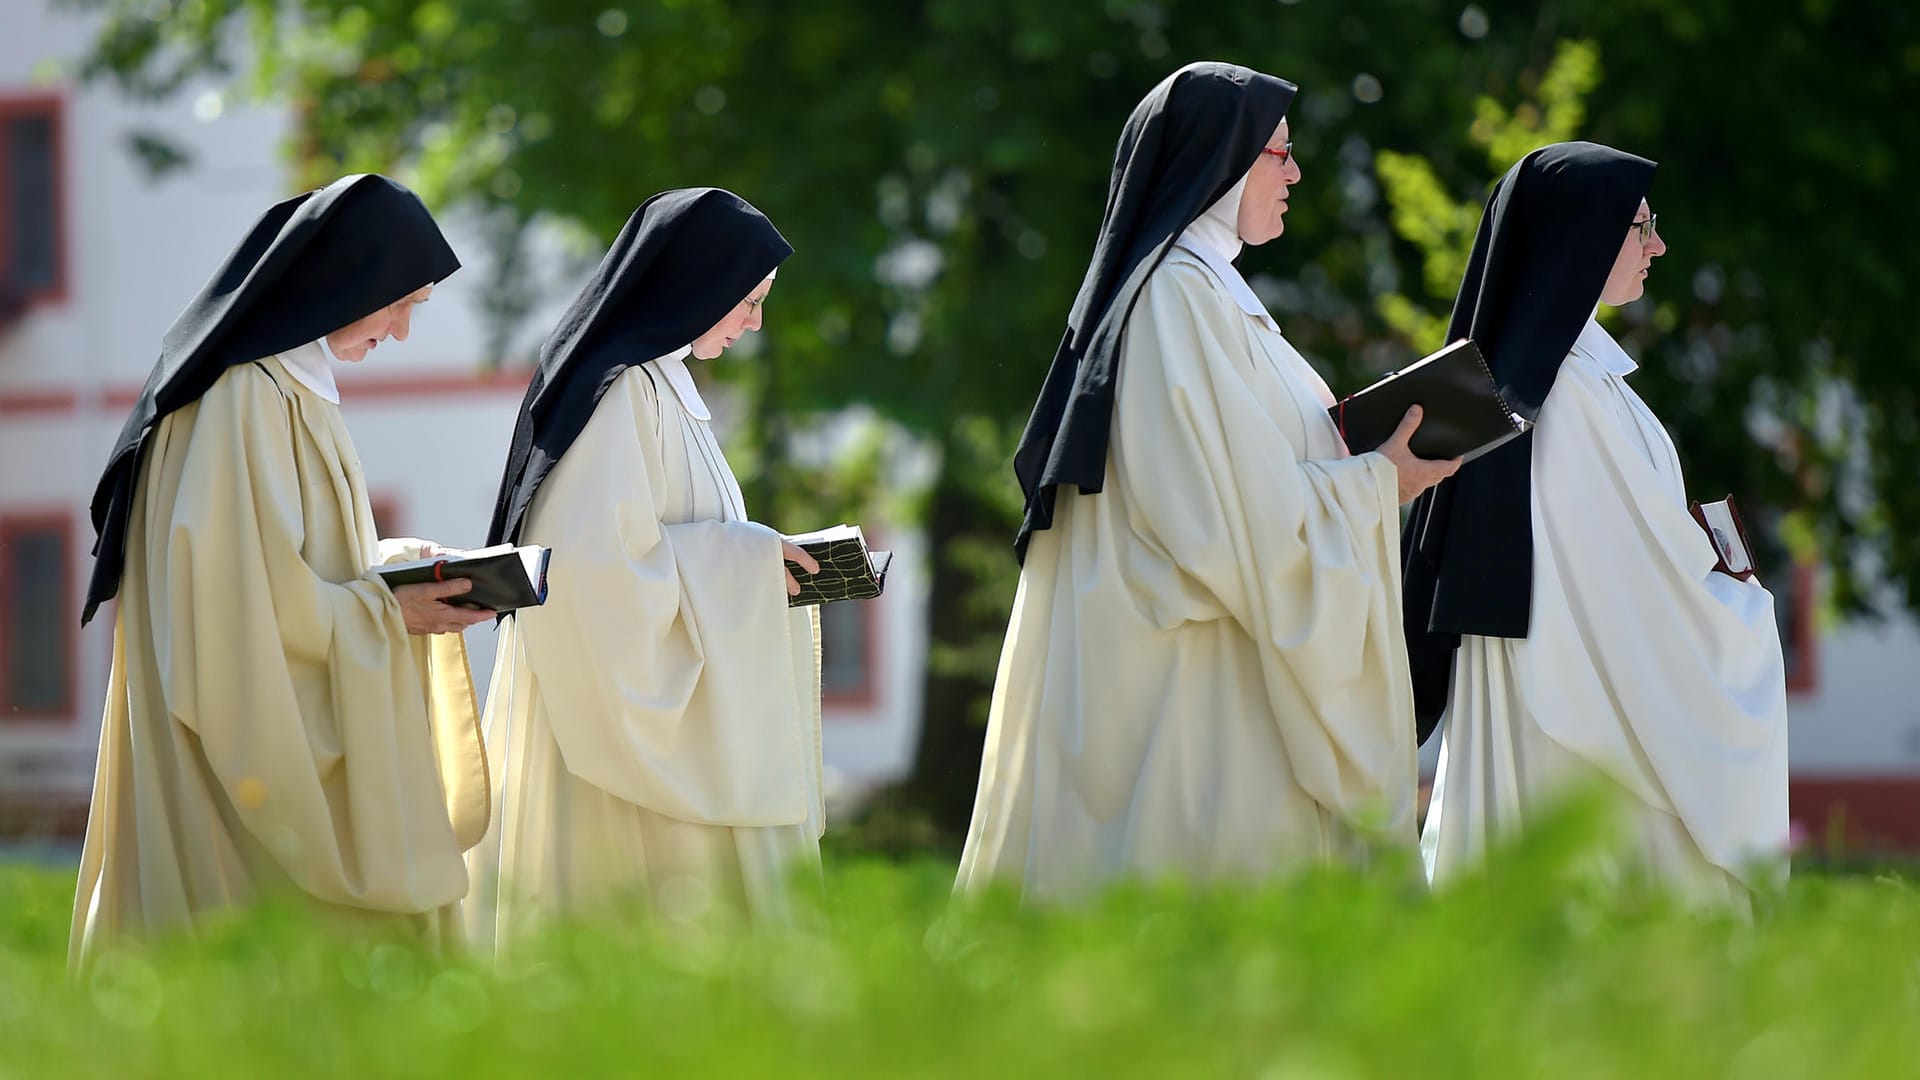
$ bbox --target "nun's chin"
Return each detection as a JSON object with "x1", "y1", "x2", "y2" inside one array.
[
  {"x1": 1242, "y1": 221, "x2": 1284, "y2": 247},
  {"x1": 1601, "y1": 281, "x2": 1645, "y2": 307}
]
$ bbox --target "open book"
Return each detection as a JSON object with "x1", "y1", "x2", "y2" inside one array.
[
  {"x1": 374, "y1": 544, "x2": 552, "y2": 612},
  {"x1": 1690, "y1": 496, "x2": 1756, "y2": 581},
  {"x1": 1329, "y1": 338, "x2": 1529, "y2": 463},
  {"x1": 785, "y1": 524, "x2": 891, "y2": 607}
]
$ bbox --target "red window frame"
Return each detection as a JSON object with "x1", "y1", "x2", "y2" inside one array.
[
  {"x1": 0, "y1": 91, "x2": 70, "y2": 308},
  {"x1": 1785, "y1": 561, "x2": 1818, "y2": 695},
  {"x1": 367, "y1": 493, "x2": 405, "y2": 540},
  {"x1": 0, "y1": 509, "x2": 79, "y2": 723},
  {"x1": 819, "y1": 532, "x2": 884, "y2": 711}
]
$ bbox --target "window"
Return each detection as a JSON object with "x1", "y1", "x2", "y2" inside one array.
[
  {"x1": 0, "y1": 513, "x2": 76, "y2": 720},
  {"x1": 0, "y1": 94, "x2": 66, "y2": 306},
  {"x1": 367, "y1": 494, "x2": 403, "y2": 539},
  {"x1": 1778, "y1": 562, "x2": 1818, "y2": 694},
  {"x1": 819, "y1": 599, "x2": 878, "y2": 708}
]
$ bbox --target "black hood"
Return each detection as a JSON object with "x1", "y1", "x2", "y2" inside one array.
[
  {"x1": 1402, "y1": 141, "x2": 1657, "y2": 738},
  {"x1": 486, "y1": 188, "x2": 791, "y2": 548},
  {"x1": 84, "y1": 173, "x2": 460, "y2": 624},
  {"x1": 1009, "y1": 61, "x2": 1297, "y2": 561}
]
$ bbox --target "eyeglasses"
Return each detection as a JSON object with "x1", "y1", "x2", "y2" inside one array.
[
  {"x1": 1261, "y1": 141, "x2": 1293, "y2": 167},
  {"x1": 1628, "y1": 213, "x2": 1659, "y2": 244}
]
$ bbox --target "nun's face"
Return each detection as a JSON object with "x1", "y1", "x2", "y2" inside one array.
[
  {"x1": 326, "y1": 285, "x2": 434, "y2": 362},
  {"x1": 1237, "y1": 119, "x2": 1301, "y2": 246},
  {"x1": 690, "y1": 276, "x2": 775, "y2": 360},
  {"x1": 1599, "y1": 199, "x2": 1666, "y2": 306}
]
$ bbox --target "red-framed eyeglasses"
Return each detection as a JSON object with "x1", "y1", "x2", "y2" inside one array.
[{"x1": 1261, "y1": 142, "x2": 1294, "y2": 166}]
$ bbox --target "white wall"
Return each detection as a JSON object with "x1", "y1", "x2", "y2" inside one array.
[
  {"x1": 0, "y1": 5, "x2": 931, "y2": 815},
  {"x1": 819, "y1": 528, "x2": 930, "y2": 800},
  {"x1": 1786, "y1": 609, "x2": 1920, "y2": 774}
]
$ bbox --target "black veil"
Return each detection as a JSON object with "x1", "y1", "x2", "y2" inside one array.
[
  {"x1": 84, "y1": 174, "x2": 460, "y2": 624},
  {"x1": 486, "y1": 188, "x2": 791, "y2": 548},
  {"x1": 1402, "y1": 141, "x2": 1656, "y2": 738},
  {"x1": 1010, "y1": 61, "x2": 1297, "y2": 560}
]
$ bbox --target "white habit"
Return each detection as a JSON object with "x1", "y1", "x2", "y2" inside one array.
[
  {"x1": 72, "y1": 346, "x2": 489, "y2": 963},
  {"x1": 469, "y1": 350, "x2": 823, "y2": 950},
  {"x1": 1422, "y1": 318, "x2": 1790, "y2": 904},
  {"x1": 957, "y1": 231, "x2": 1418, "y2": 902}
]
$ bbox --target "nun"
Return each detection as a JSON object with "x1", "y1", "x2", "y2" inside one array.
[
  {"x1": 1404, "y1": 142, "x2": 1790, "y2": 906},
  {"x1": 470, "y1": 188, "x2": 823, "y2": 947},
  {"x1": 72, "y1": 174, "x2": 494, "y2": 963},
  {"x1": 956, "y1": 63, "x2": 1459, "y2": 901}
]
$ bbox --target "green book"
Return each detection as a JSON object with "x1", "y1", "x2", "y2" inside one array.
[{"x1": 785, "y1": 525, "x2": 891, "y2": 607}]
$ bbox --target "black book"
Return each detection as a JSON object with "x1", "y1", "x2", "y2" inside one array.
[
  {"x1": 374, "y1": 544, "x2": 552, "y2": 612},
  {"x1": 784, "y1": 525, "x2": 891, "y2": 608},
  {"x1": 1329, "y1": 339, "x2": 1528, "y2": 463}
]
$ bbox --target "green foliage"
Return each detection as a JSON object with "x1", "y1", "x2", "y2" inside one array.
[
  {"x1": 1375, "y1": 40, "x2": 1603, "y2": 346},
  {"x1": 54, "y1": 0, "x2": 1920, "y2": 827},
  {"x1": 6, "y1": 805, "x2": 1920, "y2": 1076},
  {"x1": 1472, "y1": 38, "x2": 1602, "y2": 169}
]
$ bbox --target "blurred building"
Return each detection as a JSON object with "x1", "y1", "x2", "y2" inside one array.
[
  {"x1": 0, "y1": 7, "x2": 927, "y2": 845},
  {"x1": 2, "y1": 8, "x2": 1914, "y2": 855}
]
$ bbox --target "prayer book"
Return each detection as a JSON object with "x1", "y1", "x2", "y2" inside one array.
[
  {"x1": 1329, "y1": 339, "x2": 1529, "y2": 463},
  {"x1": 374, "y1": 544, "x2": 552, "y2": 612},
  {"x1": 785, "y1": 524, "x2": 892, "y2": 607},
  {"x1": 1689, "y1": 495, "x2": 1757, "y2": 581}
]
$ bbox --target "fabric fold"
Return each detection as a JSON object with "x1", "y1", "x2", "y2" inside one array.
[
  {"x1": 470, "y1": 362, "x2": 823, "y2": 945},
  {"x1": 959, "y1": 249, "x2": 1416, "y2": 901},
  {"x1": 1423, "y1": 324, "x2": 1789, "y2": 895},
  {"x1": 73, "y1": 355, "x2": 486, "y2": 963}
]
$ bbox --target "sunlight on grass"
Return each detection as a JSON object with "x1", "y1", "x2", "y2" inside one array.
[{"x1": 4, "y1": 797, "x2": 1916, "y2": 1076}]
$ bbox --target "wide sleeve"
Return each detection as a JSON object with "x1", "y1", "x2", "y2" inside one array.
[
  {"x1": 151, "y1": 365, "x2": 473, "y2": 913},
  {"x1": 508, "y1": 370, "x2": 814, "y2": 827},
  {"x1": 1109, "y1": 262, "x2": 1416, "y2": 833},
  {"x1": 1521, "y1": 355, "x2": 1789, "y2": 881}
]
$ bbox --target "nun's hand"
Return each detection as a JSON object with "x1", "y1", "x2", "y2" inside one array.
[
  {"x1": 394, "y1": 579, "x2": 496, "y2": 634},
  {"x1": 780, "y1": 540, "x2": 821, "y2": 597},
  {"x1": 1378, "y1": 405, "x2": 1463, "y2": 504}
]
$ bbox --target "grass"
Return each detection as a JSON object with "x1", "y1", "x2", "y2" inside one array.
[{"x1": 3, "y1": 799, "x2": 1918, "y2": 1078}]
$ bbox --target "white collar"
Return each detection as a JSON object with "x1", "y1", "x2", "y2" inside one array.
[
  {"x1": 1172, "y1": 176, "x2": 1277, "y2": 329},
  {"x1": 279, "y1": 339, "x2": 340, "y2": 403},
  {"x1": 1573, "y1": 317, "x2": 1639, "y2": 377},
  {"x1": 1182, "y1": 175, "x2": 1246, "y2": 263},
  {"x1": 1174, "y1": 236, "x2": 1279, "y2": 332},
  {"x1": 647, "y1": 346, "x2": 708, "y2": 420}
]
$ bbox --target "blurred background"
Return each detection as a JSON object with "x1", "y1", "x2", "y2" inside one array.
[{"x1": 1, "y1": 0, "x2": 1915, "y2": 866}]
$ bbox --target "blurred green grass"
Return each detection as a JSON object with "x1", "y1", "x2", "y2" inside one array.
[{"x1": 4, "y1": 798, "x2": 1917, "y2": 1078}]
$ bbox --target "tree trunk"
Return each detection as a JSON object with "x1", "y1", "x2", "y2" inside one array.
[{"x1": 897, "y1": 457, "x2": 1012, "y2": 846}]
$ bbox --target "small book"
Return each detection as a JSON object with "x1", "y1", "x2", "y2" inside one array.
[
  {"x1": 1329, "y1": 338, "x2": 1529, "y2": 463},
  {"x1": 374, "y1": 544, "x2": 552, "y2": 612},
  {"x1": 784, "y1": 524, "x2": 892, "y2": 607},
  {"x1": 1689, "y1": 496, "x2": 1756, "y2": 581}
]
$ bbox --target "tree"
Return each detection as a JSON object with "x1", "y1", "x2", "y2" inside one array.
[{"x1": 61, "y1": 0, "x2": 1920, "y2": 841}]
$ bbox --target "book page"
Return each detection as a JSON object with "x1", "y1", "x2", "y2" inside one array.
[
  {"x1": 1700, "y1": 501, "x2": 1751, "y2": 574},
  {"x1": 516, "y1": 545, "x2": 548, "y2": 586},
  {"x1": 787, "y1": 524, "x2": 863, "y2": 548},
  {"x1": 373, "y1": 543, "x2": 530, "y2": 577}
]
